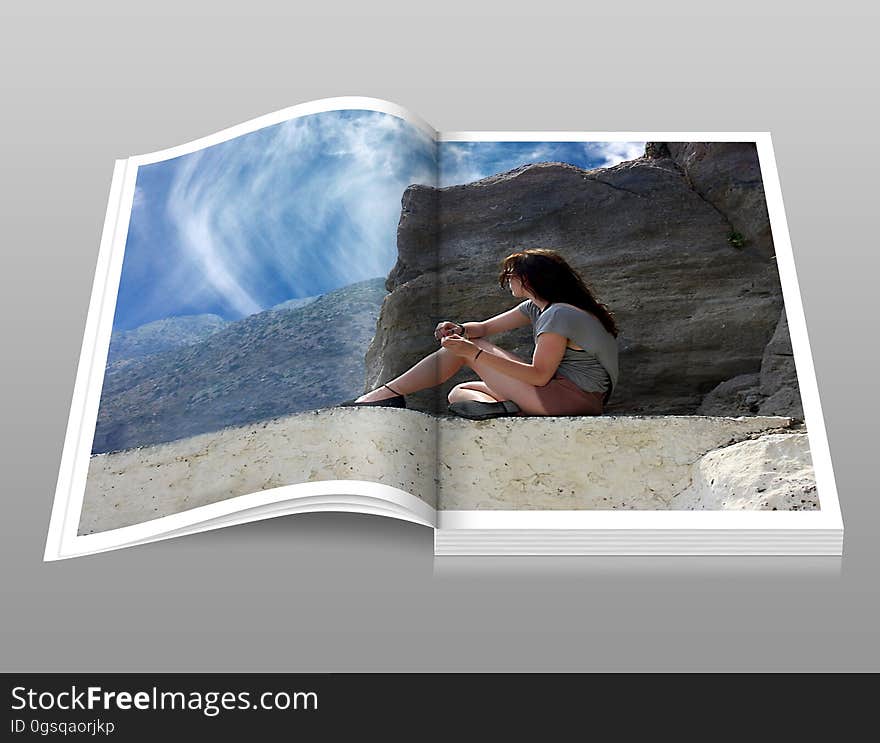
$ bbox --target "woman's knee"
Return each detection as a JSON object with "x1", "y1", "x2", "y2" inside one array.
[
  {"x1": 447, "y1": 383, "x2": 464, "y2": 404},
  {"x1": 449, "y1": 382, "x2": 491, "y2": 403},
  {"x1": 447, "y1": 382, "x2": 486, "y2": 404}
]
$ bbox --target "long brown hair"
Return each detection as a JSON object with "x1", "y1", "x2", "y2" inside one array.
[{"x1": 498, "y1": 248, "x2": 619, "y2": 338}]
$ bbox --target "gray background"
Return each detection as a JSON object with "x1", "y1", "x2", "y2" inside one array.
[{"x1": 1, "y1": 1, "x2": 877, "y2": 671}]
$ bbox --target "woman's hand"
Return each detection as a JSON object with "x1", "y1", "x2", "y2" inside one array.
[
  {"x1": 440, "y1": 333, "x2": 479, "y2": 360},
  {"x1": 434, "y1": 321, "x2": 464, "y2": 341}
]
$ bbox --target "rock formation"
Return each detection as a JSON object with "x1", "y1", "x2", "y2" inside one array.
[
  {"x1": 92, "y1": 278, "x2": 387, "y2": 454},
  {"x1": 698, "y1": 308, "x2": 803, "y2": 419},
  {"x1": 107, "y1": 313, "x2": 228, "y2": 364},
  {"x1": 365, "y1": 142, "x2": 804, "y2": 419}
]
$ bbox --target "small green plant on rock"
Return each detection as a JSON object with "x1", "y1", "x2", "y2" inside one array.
[{"x1": 728, "y1": 230, "x2": 746, "y2": 248}]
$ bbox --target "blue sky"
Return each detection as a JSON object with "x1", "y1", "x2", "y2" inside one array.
[
  {"x1": 438, "y1": 140, "x2": 644, "y2": 187},
  {"x1": 114, "y1": 109, "x2": 644, "y2": 332}
]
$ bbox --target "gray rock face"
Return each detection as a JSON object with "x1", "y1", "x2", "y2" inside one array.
[
  {"x1": 665, "y1": 142, "x2": 775, "y2": 260},
  {"x1": 366, "y1": 143, "x2": 804, "y2": 417},
  {"x1": 758, "y1": 309, "x2": 803, "y2": 418},
  {"x1": 698, "y1": 309, "x2": 804, "y2": 420},
  {"x1": 697, "y1": 372, "x2": 764, "y2": 417}
]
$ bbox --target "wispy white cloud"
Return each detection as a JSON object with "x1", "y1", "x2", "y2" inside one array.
[
  {"x1": 140, "y1": 111, "x2": 436, "y2": 321},
  {"x1": 587, "y1": 141, "x2": 647, "y2": 167},
  {"x1": 439, "y1": 142, "x2": 491, "y2": 187},
  {"x1": 122, "y1": 123, "x2": 647, "y2": 330}
]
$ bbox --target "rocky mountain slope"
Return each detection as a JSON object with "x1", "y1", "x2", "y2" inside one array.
[
  {"x1": 107, "y1": 314, "x2": 228, "y2": 364},
  {"x1": 107, "y1": 295, "x2": 323, "y2": 366},
  {"x1": 92, "y1": 278, "x2": 385, "y2": 454}
]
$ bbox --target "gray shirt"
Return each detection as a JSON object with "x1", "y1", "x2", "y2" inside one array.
[{"x1": 517, "y1": 300, "x2": 619, "y2": 402}]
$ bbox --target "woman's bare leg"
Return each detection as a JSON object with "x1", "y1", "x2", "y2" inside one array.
[
  {"x1": 355, "y1": 346, "x2": 468, "y2": 403},
  {"x1": 450, "y1": 339, "x2": 552, "y2": 415},
  {"x1": 447, "y1": 340, "x2": 527, "y2": 404},
  {"x1": 450, "y1": 381, "x2": 499, "y2": 403}
]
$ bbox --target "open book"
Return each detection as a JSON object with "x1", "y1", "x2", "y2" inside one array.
[{"x1": 45, "y1": 96, "x2": 844, "y2": 560}]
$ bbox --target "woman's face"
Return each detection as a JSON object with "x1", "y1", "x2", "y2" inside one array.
[{"x1": 507, "y1": 273, "x2": 528, "y2": 299}]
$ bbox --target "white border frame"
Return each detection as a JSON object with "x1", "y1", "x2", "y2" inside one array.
[{"x1": 44, "y1": 97, "x2": 843, "y2": 560}]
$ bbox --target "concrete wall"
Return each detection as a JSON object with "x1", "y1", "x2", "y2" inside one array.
[
  {"x1": 438, "y1": 414, "x2": 814, "y2": 510},
  {"x1": 79, "y1": 408, "x2": 817, "y2": 535},
  {"x1": 79, "y1": 408, "x2": 438, "y2": 535}
]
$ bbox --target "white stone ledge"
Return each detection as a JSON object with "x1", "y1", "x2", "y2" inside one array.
[
  {"x1": 437, "y1": 414, "x2": 813, "y2": 511},
  {"x1": 79, "y1": 409, "x2": 815, "y2": 535},
  {"x1": 79, "y1": 408, "x2": 438, "y2": 535}
]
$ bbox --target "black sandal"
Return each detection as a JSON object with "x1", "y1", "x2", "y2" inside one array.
[
  {"x1": 447, "y1": 399, "x2": 520, "y2": 420},
  {"x1": 336, "y1": 383, "x2": 407, "y2": 409}
]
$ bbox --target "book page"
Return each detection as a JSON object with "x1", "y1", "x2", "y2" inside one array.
[
  {"x1": 382, "y1": 131, "x2": 838, "y2": 539},
  {"x1": 46, "y1": 98, "x2": 443, "y2": 560}
]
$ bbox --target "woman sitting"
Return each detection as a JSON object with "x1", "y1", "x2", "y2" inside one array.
[{"x1": 349, "y1": 248, "x2": 619, "y2": 420}]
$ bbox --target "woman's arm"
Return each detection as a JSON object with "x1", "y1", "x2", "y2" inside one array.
[
  {"x1": 462, "y1": 306, "x2": 531, "y2": 339},
  {"x1": 441, "y1": 331, "x2": 568, "y2": 387}
]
